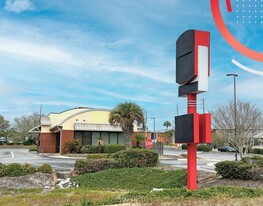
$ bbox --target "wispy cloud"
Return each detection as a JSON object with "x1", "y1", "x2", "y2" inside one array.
[
  {"x1": 4, "y1": 0, "x2": 34, "y2": 13},
  {"x1": 96, "y1": 88, "x2": 156, "y2": 103},
  {"x1": 33, "y1": 101, "x2": 79, "y2": 107},
  {"x1": 0, "y1": 36, "x2": 84, "y2": 66}
]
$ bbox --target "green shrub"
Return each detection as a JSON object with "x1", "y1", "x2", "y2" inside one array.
[
  {"x1": 242, "y1": 155, "x2": 263, "y2": 166},
  {"x1": 197, "y1": 144, "x2": 213, "y2": 152},
  {"x1": 7, "y1": 142, "x2": 14, "y2": 145},
  {"x1": 80, "y1": 145, "x2": 103, "y2": 154},
  {"x1": 38, "y1": 164, "x2": 53, "y2": 173},
  {"x1": 74, "y1": 159, "x2": 114, "y2": 175},
  {"x1": 86, "y1": 153, "x2": 109, "y2": 159},
  {"x1": 181, "y1": 144, "x2": 187, "y2": 150},
  {"x1": 24, "y1": 163, "x2": 37, "y2": 174},
  {"x1": 64, "y1": 140, "x2": 81, "y2": 154},
  {"x1": 112, "y1": 149, "x2": 158, "y2": 168},
  {"x1": 215, "y1": 161, "x2": 252, "y2": 180},
  {"x1": 103, "y1": 144, "x2": 125, "y2": 153},
  {"x1": 22, "y1": 139, "x2": 35, "y2": 145},
  {"x1": 249, "y1": 148, "x2": 263, "y2": 155},
  {"x1": 29, "y1": 146, "x2": 38, "y2": 152},
  {"x1": 242, "y1": 155, "x2": 263, "y2": 179},
  {"x1": 0, "y1": 163, "x2": 52, "y2": 177},
  {"x1": 3, "y1": 163, "x2": 28, "y2": 177},
  {"x1": 0, "y1": 163, "x2": 6, "y2": 177}
]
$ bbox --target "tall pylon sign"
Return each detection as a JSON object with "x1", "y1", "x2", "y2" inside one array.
[{"x1": 175, "y1": 30, "x2": 212, "y2": 190}]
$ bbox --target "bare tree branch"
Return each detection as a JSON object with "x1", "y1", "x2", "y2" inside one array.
[{"x1": 212, "y1": 101, "x2": 263, "y2": 158}]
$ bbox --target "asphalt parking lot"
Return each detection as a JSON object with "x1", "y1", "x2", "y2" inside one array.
[
  {"x1": 0, "y1": 148, "x2": 79, "y2": 172},
  {"x1": 0, "y1": 147, "x2": 242, "y2": 173}
]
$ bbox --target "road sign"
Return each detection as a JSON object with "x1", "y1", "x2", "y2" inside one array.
[{"x1": 145, "y1": 139, "x2": 153, "y2": 149}]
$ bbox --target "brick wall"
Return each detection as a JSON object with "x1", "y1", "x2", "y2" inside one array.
[
  {"x1": 39, "y1": 133, "x2": 57, "y2": 153},
  {"x1": 61, "y1": 130, "x2": 74, "y2": 154}
]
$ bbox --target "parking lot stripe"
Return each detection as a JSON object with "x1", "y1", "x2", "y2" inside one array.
[{"x1": 10, "y1": 151, "x2": 14, "y2": 158}]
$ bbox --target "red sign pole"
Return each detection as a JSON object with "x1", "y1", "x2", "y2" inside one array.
[{"x1": 187, "y1": 94, "x2": 197, "y2": 190}]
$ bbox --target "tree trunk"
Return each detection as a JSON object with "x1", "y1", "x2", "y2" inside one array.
[
  {"x1": 123, "y1": 130, "x2": 132, "y2": 149},
  {"x1": 238, "y1": 147, "x2": 244, "y2": 160}
]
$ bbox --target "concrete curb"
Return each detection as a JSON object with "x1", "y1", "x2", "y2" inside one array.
[{"x1": 38, "y1": 153, "x2": 86, "y2": 160}]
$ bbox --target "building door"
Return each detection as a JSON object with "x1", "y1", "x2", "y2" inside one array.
[{"x1": 55, "y1": 133, "x2": 60, "y2": 153}]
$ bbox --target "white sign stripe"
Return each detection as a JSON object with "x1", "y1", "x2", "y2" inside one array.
[{"x1": 232, "y1": 59, "x2": 263, "y2": 75}]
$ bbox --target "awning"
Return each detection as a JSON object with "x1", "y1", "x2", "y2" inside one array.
[
  {"x1": 29, "y1": 125, "x2": 41, "y2": 133},
  {"x1": 41, "y1": 116, "x2": 51, "y2": 126},
  {"x1": 74, "y1": 123, "x2": 122, "y2": 132}
]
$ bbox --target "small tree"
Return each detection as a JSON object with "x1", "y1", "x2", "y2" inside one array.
[
  {"x1": 212, "y1": 101, "x2": 263, "y2": 159},
  {"x1": 132, "y1": 134, "x2": 146, "y2": 148},
  {"x1": 212, "y1": 130, "x2": 225, "y2": 147},
  {"x1": 0, "y1": 115, "x2": 10, "y2": 137},
  {"x1": 13, "y1": 113, "x2": 40, "y2": 143}
]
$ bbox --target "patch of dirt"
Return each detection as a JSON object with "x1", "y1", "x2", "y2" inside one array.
[
  {"x1": 0, "y1": 172, "x2": 54, "y2": 189},
  {"x1": 156, "y1": 164, "x2": 263, "y2": 188}
]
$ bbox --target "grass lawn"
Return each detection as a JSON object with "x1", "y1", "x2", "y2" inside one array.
[
  {"x1": 72, "y1": 167, "x2": 186, "y2": 191},
  {"x1": 0, "y1": 188, "x2": 125, "y2": 206},
  {"x1": 2, "y1": 168, "x2": 263, "y2": 205}
]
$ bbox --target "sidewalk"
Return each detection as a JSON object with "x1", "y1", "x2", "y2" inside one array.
[{"x1": 38, "y1": 153, "x2": 86, "y2": 159}]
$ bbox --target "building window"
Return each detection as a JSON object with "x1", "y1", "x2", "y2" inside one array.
[
  {"x1": 101, "y1": 132, "x2": 109, "y2": 144},
  {"x1": 74, "y1": 131, "x2": 92, "y2": 146},
  {"x1": 92, "y1": 132, "x2": 101, "y2": 145},
  {"x1": 74, "y1": 131, "x2": 124, "y2": 146},
  {"x1": 110, "y1": 133, "x2": 118, "y2": 144}
]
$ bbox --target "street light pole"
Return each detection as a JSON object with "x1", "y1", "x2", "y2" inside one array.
[
  {"x1": 151, "y1": 118, "x2": 155, "y2": 141},
  {"x1": 227, "y1": 73, "x2": 238, "y2": 161}
]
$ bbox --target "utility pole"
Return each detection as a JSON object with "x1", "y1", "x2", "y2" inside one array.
[
  {"x1": 227, "y1": 73, "x2": 238, "y2": 161},
  {"x1": 151, "y1": 117, "x2": 156, "y2": 141},
  {"x1": 144, "y1": 110, "x2": 147, "y2": 138},
  {"x1": 39, "y1": 104, "x2": 42, "y2": 124}
]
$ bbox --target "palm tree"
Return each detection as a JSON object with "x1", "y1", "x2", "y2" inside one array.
[
  {"x1": 109, "y1": 102, "x2": 144, "y2": 148},
  {"x1": 163, "y1": 121, "x2": 171, "y2": 131}
]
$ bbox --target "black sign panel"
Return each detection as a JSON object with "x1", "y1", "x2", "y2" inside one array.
[
  {"x1": 175, "y1": 113, "x2": 198, "y2": 143},
  {"x1": 176, "y1": 30, "x2": 195, "y2": 85}
]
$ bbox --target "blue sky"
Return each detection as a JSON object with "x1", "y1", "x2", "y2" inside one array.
[{"x1": 0, "y1": 0, "x2": 262, "y2": 131}]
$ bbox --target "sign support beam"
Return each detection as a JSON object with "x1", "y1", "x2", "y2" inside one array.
[{"x1": 187, "y1": 94, "x2": 197, "y2": 190}]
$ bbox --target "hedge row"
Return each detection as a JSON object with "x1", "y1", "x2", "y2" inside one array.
[
  {"x1": 181, "y1": 144, "x2": 213, "y2": 152},
  {"x1": 215, "y1": 156, "x2": 263, "y2": 180},
  {"x1": 74, "y1": 149, "x2": 158, "y2": 175},
  {"x1": 112, "y1": 149, "x2": 158, "y2": 168},
  {"x1": 80, "y1": 144, "x2": 125, "y2": 154},
  {"x1": 64, "y1": 139, "x2": 126, "y2": 154},
  {"x1": 75, "y1": 159, "x2": 114, "y2": 175},
  {"x1": 0, "y1": 163, "x2": 52, "y2": 177},
  {"x1": 215, "y1": 161, "x2": 253, "y2": 180},
  {"x1": 86, "y1": 153, "x2": 109, "y2": 159},
  {"x1": 242, "y1": 155, "x2": 263, "y2": 167},
  {"x1": 197, "y1": 144, "x2": 213, "y2": 152},
  {"x1": 248, "y1": 148, "x2": 263, "y2": 155}
]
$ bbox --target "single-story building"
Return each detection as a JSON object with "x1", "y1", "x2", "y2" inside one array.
[{"x1": 30, "y1": 107, "x2": 145, "y2": 154}]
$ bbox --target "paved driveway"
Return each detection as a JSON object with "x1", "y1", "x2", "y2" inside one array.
[{"x1": 160, "y1": 147, "x2": 240, "y2": 173}]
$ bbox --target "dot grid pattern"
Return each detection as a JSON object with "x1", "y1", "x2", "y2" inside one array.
[{"x1": 234, "y1": 0, "x2": 263, "y2": 24}]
